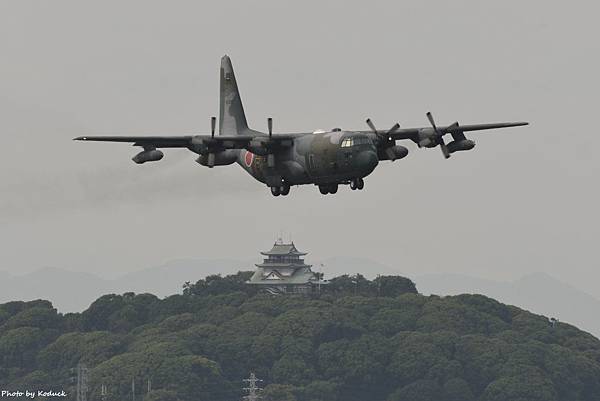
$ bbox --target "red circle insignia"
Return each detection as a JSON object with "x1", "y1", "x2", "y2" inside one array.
[{"x1": 244, "y1": 151, "x2": 254, "y2": 167}]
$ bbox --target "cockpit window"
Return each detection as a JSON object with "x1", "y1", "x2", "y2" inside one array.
[{"x1": 341, "y1": 137, "x2": 370, "y2": 147}]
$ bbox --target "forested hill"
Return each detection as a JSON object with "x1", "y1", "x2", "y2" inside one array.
[{"x1": 1, "y1": 273, "x2": 600, "y2": 401}]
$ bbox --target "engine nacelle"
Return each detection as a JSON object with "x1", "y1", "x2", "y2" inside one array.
[
  {"x1": 196, "y1": 150, "x2": 237, "y2": 167},
  {"x1": 418, "y1": 137, "x2": 437, "y2": 148},
  {"x1": 447, "y1": 139, "x2": 475, "y2": 154},
  {"x1": 248, "y1": 137, "x2": 285, "y2": 156},
  {"x1": 246, "y1": 143, "x2": 270, "y2": 156},
  {"x1": 379, "y1": 145, "x2": 409, "y2": 161},
  {"x1": 132, "y1": 149, "x2": 164, "y2": 164}
]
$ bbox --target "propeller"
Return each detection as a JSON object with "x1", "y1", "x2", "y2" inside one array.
[
  {"x1": 206, "y1": 116, "x2": 218, "y2": 167},
  {"x1": 266, "y1": 117, "x2": 275, "y2": 167},
  {"x1": 426, "y1": 112, "x2": 450, "y2": 159},
  {"x1": 268, "y1": 117, "x2": 273, "y2": 139},
  {"x1": 365, "y1": 118, "x2": 400, "y2": 145},
  {"x1": 191, "y1": 116, "x2": 222, "y2": 167}
]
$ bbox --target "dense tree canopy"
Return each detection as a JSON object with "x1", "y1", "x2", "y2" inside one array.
[{"x1": 0, "y1": 272, "x2": 599, "y2": 401}]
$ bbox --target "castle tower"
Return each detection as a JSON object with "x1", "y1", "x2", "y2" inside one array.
[{"x1": 246, "y1": 239, "x2": 324, "y2": 294}]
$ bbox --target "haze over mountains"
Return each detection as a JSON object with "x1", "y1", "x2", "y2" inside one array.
[
  {"x1": 0, "y1": 259, "x2": 246, "y2": 312},
  {"x1": 2, "y1": 257, "x2": 599, "y2": 338}
]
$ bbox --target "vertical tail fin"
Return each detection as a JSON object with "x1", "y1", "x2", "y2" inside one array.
[{"x1": 219, "y1": 55, "x2": 249, "y2": 135}]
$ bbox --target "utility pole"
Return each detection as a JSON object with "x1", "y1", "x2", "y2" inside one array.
[
  {"x1": 318, "y1": 263, "x2": 325, "y2": 295},
  {"x1": 76, "y1": 363, "x2": 88, "y2": 401},
  {"x1": 77, "y1": 362, "x2": 88, "y2": 401},
  {"x1": 242, "y1": 372, "x2": 263, "y2": 401},
  {"x1": 132, "y1": 377, "x2": 135, "y2": 401},
  {"x1": 100, "y1": 384, "x2": 107, "y2": 401}
]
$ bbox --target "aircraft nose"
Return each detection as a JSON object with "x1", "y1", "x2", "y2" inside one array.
[{"x1": 355, "y1": 150, "x2": 379, "y2": 174}]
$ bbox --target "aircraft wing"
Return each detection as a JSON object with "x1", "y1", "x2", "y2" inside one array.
[
  {"x1": 358, "y1": 115, "x2": 528, "y2": 159},
  {"x1": 73, "y1": 131, "x2": 305, "y2": 166},
  {"x1": 74, "y1": 134, "x2": 251, "y2": 148},
  {"x1": 75, "y1": 131, "x2": 301, "y2": 169},
  {"x1": 73, "y1": 133, "x2": 302, "y2": 148},
  {"x1": 359, "y1": 121, "x2": 529, "y2": 142}
]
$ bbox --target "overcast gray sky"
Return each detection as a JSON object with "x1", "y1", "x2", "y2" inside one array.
[{"x1": 1, "y1": 1, "x2": 599, "y2": 296}]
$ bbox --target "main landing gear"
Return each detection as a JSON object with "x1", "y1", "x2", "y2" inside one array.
[
  {"x1": 318, "y1": 184, "x2": 338, "y2": 195},
  {"x1": 270, "y1": 184, "x2": 291, "y2": 197},
  {"x1": 349, "y1": 177, "x2": 364, "y2": 191},
  {"x1": 272, "y1": 178, "x2": 365, "y2": 196},
  {"x1": 318, "y1": 178, "x2": 364, "y2": 195}
]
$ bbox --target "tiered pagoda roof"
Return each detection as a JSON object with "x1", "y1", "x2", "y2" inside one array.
[
  {"x1": 246, "y1": 241, "x2": 320, "y2": 291},
  {"x1": 260, "y1": 242, "x2": 307, "y2": 256}
]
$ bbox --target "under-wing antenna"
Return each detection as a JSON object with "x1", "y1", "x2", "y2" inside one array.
[
  {"x1": 426, "y1": 112, "x2": 450, "y2": 159},
  {"x1": 211, "y1": 116, "x2": 216, "y2": 138}
]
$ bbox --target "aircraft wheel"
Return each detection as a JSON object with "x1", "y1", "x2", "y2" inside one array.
[
  {"x1": 350, "y1": 180, "x2": 357, "y2": 190},
  {"x1": 319, "y1": 185, "x2": 329, "y2": 195},
  {"x1": 357, "y1": 178, "x2": 364, "y2": 190},
  {"x1": 328, "y1": 184, "x2": 338, "y2": 194},
  {"x1": 280, "y1": 184, "x2": 290, "y2": 196},
  {"x1": 271, "y1": 186, "x2": 281, "y2": 196}
]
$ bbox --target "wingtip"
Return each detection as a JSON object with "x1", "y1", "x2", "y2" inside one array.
[{"x1": 505, "y1": 122, "x2": 529, "y2": 127}]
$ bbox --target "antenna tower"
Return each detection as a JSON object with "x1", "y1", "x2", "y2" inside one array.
[
  {"x1": 242, "y1": 372, "x2": 263, "y2": 401},
  {"x1": 100, "y1": 384, "x2": 107, "y2": 401},
  {"x1": 76, "y1": 363, "x2": 89, "y2": 401}
]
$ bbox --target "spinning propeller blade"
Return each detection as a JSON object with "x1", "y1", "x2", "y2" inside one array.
[
  {"x1": 268, "y1": 117, "x2": 273, "y2": 139},
  {"x1": 366, "y1": 119, "x2": 400, "y2": 143},
  {"x1": 267, "y1": 117, "x2": 274, "y2": 167},
  {"x1": 426, "y1": 112, "x2": 450, "y2": 159},
  {"x1": 366, "y1": 118, "x2": 377, "y2": 133}
]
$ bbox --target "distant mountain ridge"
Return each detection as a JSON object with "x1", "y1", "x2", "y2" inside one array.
[
  {"x1": 0, "y1": 259, "x2": 246, "y2": 312},
  {"x1": 415, "y1": 272, "x2": 600, "y2": 339}
]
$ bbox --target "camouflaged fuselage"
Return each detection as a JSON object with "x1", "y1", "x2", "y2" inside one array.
[{"x1": 236, "y1": 130, "x2": 378, "y2": 187}]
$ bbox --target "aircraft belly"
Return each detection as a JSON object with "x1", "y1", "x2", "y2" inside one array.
[
  {"x1": 238, "y1": 145, "x2": 373, "y2": 187},
  {"x1": 281, "y1": 160, "x2": 311, "y2": 184},
  {"x1": 306, "y1": 151, "x2": 368, "y2": 184},
  {"x1": 311, "y1": 170, "x2": 361, "y2": 184}
]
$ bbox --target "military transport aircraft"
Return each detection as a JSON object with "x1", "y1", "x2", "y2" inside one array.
[{"x1": 75, "y1": 55, "x2": 528, "y2": 196}]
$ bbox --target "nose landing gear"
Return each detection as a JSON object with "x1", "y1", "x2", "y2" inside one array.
[{"x1": 350, "y1": 177, "x2": 364, "y2": 190}]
